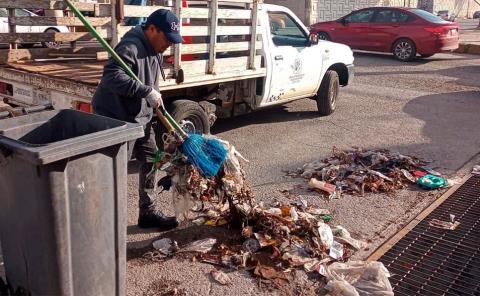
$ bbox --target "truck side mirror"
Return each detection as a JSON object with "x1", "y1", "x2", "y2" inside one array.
[{"x1": 308, "y1": 33, "x2": 319, "y2": 46}]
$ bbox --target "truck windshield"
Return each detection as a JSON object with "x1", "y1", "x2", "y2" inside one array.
[{"x1": 268, "y1": 12, "x2": 308, "y2": 47}]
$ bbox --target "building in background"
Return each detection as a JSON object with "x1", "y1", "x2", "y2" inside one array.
[{"x1": 265, "y1": 0, "x2": 480, "y2": 25}]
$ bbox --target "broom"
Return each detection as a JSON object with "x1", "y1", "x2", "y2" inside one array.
[{"x1": 64, "y1": 0, "x2": 227, "y2": 177}]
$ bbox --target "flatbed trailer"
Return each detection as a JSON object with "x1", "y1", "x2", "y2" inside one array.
[{"x1": 0, "y1": 0, "x2": 265, "y2": 110}]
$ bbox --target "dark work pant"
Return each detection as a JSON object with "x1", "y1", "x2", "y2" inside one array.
[
  {"x1": 132, "y1": 122, "x2": 157, "y2": 214},
  {"x1": 93, "y1": 108, "x2": 158, "y2": 215}
]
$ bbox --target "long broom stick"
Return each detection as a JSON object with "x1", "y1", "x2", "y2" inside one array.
[
  {"x1": 63, "y1": 0, "x2": 184, "y2": 137},
  {"x1": 64, "y1": 0, "x2": 227, "y2": 177}
]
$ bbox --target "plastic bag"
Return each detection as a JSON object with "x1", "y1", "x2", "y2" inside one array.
[
  {"x1": 325, "y1": 261, "x2": 393, "y2": 296},
  {"x1": 152, "y1": 238, "x2": 175, "y2": 255},
  {"x1": 333, "y1": 226, "x2": 366, "y2": 251},
  {"x1": 318, "y1": 222, "x2": 334, "y2": 249}
]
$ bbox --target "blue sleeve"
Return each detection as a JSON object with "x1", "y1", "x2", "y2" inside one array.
[{"x1": 101, "y1": 43, "x2": 152, "y2": 99}]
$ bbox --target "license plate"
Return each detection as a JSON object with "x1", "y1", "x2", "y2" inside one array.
[
  {"x1": 12, "y1": 83, "x2": 51, "y2": 105},
  {"x1": 450, "y1": 29, "x2": 457, "y2": 35},
  {"x1": 12, "y1": 84, "x2": 34, "y2": 104}
]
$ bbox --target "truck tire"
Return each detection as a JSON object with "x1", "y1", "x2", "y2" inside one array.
[
  {"x1": 317, "y1": 32, "x2": 330, "y2": 41},
  {"x1": 316, "y1": 70, "x2": 339, "y2": 116},
  {"x1": 154, "y1": 100, "x2": 210, "y2": 148},
  {"x1": 42, "y1": 28, "x2": 61, "y2": 49}
]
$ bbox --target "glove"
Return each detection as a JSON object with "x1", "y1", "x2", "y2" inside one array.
[{"x1": 145, "y1": 89, "x2": 164, "y2": 109}]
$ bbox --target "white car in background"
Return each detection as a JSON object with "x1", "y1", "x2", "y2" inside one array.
[
  {"x1": 0, "y1": 8, "x2": 69, "y2": 48},
  {"x1": 436, "y1": 10, "x2": 456, "y2": 21}
]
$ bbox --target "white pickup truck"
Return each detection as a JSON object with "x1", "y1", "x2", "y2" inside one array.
[{"x1": 0, "y1": 1, "x2": 354, "y2": 140}]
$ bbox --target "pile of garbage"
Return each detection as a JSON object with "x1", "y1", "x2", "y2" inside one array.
[
  {"x1": 152, "y1": 197, "x2": 370, "y2": 287},
  {"x1": 155, "y1": 134, "x2": 254, "y2": 222},
  {"x1": 151, "y1": 139, "x2": 385, "y2": 289},
  {"x1": 291, "y1": 147, "x2": 450, "y2": 198}
]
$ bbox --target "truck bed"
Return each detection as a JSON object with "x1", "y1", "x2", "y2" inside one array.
[
  {"x1": 6, "y1": 61, "x2": 104, "y2": 86},
  {"x1": 0, "y1": 0, "x2": 265, "y2": 106},
  {"x1": 0, "y1": 55, "x2": 265, "y2": 96}
]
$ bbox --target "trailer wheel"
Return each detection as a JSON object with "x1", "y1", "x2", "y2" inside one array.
[
  {"x1": 42, "y1": 28, "x2": 61, "y2": 49},
  {"x1": 316, "y1": 70, "x2": 339, "y2": 116},
  {"x1": 154, "y1": 100, "x2": 210, "y2": 148}
]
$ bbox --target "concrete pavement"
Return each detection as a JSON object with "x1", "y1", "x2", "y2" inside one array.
[
  {"x1": 457, "y1": 19, "x2": 480, "y2": 54},
  {"x1": 125, "y1": 52, "x2": 480, "y2": 295}
]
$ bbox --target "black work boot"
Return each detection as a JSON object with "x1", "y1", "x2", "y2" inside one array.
[{"x1": 138, "y1": 210, "x2": 178, "y2": 230}]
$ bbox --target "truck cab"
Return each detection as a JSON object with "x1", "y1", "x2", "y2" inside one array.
[{"x1": 257, "y1": 4, "x2": 354, "y2": 111}]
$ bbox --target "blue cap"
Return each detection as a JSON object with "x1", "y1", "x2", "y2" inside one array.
[{"x1": 144, "y1": 9, "x2": 183, "y2": 44}]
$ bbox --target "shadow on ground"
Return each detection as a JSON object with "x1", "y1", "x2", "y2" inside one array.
[
  {"x1": 127, "y1": 224, "x2": 241, "y2": 261},
  {"x1": 295, "y1": 90, "x2": 480, "y2": 174},
  {"x1": 400, "y1": 90, "x2": 480, "y2": 172},
  {"x1": 353, "y1": 51, "x2": 480, "y2": 66},
  {"x1": 212, "y1": 105, "x2": 319, "y2": 134}
]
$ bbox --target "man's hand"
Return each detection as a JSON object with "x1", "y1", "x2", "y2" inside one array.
[{"x1": 145, "y1": 89, "x2": 164, "y2": 109}]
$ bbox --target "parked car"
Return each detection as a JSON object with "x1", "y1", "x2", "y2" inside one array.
[
  {"x1": 0, "y1": 8, "x2": 69, "y2": 48},
  {"x1": 437, "y1": 10, "x2": 456, "y2": 21},
  {"x1": 310, "y1": 7, "x2": 459, "y2": 61},
  {"x1": 473, "y1": 11, "x2": 480, "y2": 19}
]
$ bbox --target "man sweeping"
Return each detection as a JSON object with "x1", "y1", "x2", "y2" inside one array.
[{"x1": 92, "y1": 9, "x2": 182, "y2": 230}]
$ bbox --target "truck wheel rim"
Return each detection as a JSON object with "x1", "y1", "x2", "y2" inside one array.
[
  {"x1": 318, "y1": 33, "x2": 327, "y2": 40},
  {"x1": 45, "y1": 41, "x2": 61, "y2": 48},
  {"x1": 180, "y1": 119, "x2": 196, "y2": 134},
  {"x1": 44, "y1": 29, "x2": 61, "y2": 48},
  {"x1": 331, "y1": 79, "x2": 339, "y2": 108},
  {"x1": 395, "y1": 42, "x2": 412, "y2": 60}
]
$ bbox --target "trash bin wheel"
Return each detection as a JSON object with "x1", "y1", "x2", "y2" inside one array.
[
  {"x1": 316, "y1": 70, "x2": 339, "y2": 116},
  {"x1": 154, "y1": 100, "x2": 210, "y2": 148}
]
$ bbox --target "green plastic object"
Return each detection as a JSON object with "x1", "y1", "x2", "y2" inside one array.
[
  {"x1": 153, "y1": 150, "x2": 164, "y2": 169},
  {"x1": 417, "y1": 174, "x2": 447, "y2": 190},
  {"x1": 323, "y1": 215, "x2": 333, "y2": 222}
]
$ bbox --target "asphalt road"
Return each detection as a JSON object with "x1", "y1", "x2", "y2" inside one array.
[{"x1": 125, "y1": 52, "x2": 480, "y2": 295}]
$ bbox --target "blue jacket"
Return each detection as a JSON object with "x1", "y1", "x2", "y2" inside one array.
[{"x1": 92, "y1": 26, "x2": 163, "y2": 127}]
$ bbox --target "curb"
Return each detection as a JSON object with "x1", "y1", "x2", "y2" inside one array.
[{"x1": 455, "y1": 43, "x2": 480, "y2": 55}]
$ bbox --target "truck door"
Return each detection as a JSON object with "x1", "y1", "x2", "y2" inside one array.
[
  {"x1": 263, "y1": 11, "x2": 322, "y2": 105},
  {"x1": 0, "y1": 9, "x2": 8, "y2": 33},
  {"x1": 14, "y1": 9, "x2": 32, "y2": 33}
]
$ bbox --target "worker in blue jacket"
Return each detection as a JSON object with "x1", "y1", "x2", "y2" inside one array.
[{"x1": 93, "y1": 9, "x2": 182, "y2": 230}]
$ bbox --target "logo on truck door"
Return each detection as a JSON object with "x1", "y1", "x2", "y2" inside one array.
[{"x1": 289, "y1": 57, "x2": 304, "y2": 83}]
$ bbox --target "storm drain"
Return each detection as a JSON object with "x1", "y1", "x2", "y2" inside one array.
[{"x1": 370, "y1": 175, "x2": 480, "y2": 296}]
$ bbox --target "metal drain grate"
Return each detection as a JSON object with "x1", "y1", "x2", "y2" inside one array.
[{"x1": 372, "y1": 175, "x2": 480, "y2": 296}]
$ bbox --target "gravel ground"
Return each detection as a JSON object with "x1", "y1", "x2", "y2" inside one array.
[
  {"x1": 125, "y1": 52, "x2": 480, "y2": 295},
  {"x1": 0, "y1": 22, "x2": 477, "y2": 296},
  {"x1": 3, "y1": 51, "x2": 477, "y2": 294}
]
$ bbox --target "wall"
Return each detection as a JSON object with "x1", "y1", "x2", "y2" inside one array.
[
  {"x1": 425, "y1": 0, "x2": 480, "y2": 18},
  {"x1": 264, "y1": 0, "x2": 309, "y2": 24},
  {"x1": 266, "y1": 0, "x2": 478, "y2": 26},
  {"x1": 316, "y1": 0, "x2": 419, "y2": 22}
]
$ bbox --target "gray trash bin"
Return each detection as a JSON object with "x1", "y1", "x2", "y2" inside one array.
[{"x1": 0, "y1": 109, "x2": 144, "y2": 296}]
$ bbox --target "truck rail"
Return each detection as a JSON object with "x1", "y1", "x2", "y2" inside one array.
[{"x1": 0, "y1": 0, "x2": 266, "y2": 108}]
